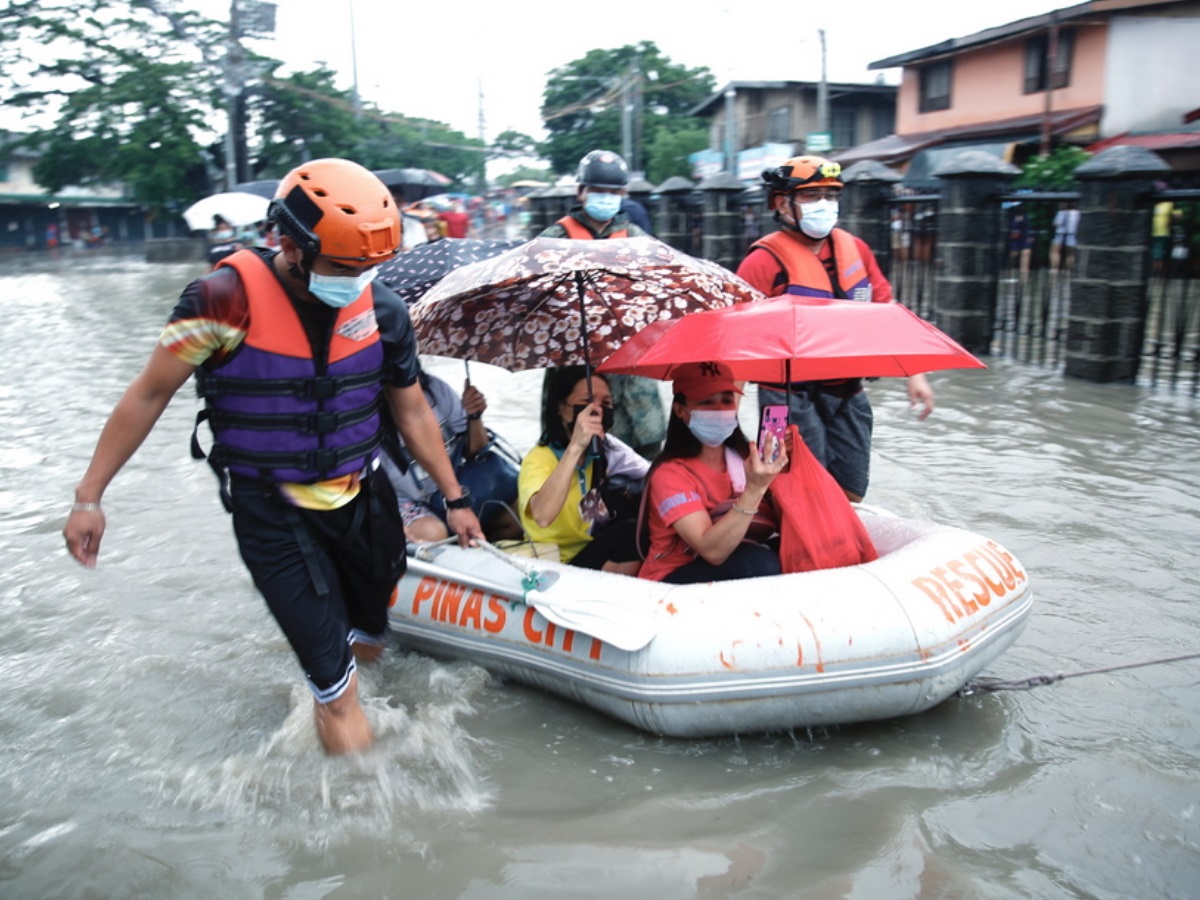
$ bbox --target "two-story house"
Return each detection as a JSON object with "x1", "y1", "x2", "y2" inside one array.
[
  {"x1": 687, "y1": 80, "x2": 897, "y2": 182},
  {"x1": 837, "y1": 0, "x2": 1200, "y2": 186}
]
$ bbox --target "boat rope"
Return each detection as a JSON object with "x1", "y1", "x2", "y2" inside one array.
[
  {"x1": 474, "y1": 539, "x2": 543, "y2": 594},
  {"x1": 957, "y1": 651, "x2": 1200, "y2": 696}
]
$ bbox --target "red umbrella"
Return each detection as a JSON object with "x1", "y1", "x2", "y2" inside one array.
[
  {"x1": 410, "y1": 236, "x2": 763, "y2": 373},
  {"x1": 597, "y1": 295, "x2": 985, "y2": 383}
]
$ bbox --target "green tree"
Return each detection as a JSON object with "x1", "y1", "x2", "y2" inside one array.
[
  {"x1": 1015, "y1": 145, "x2": 1091, "y2": 190},
  {"x1": 540, "y1": 42, "x2": 714, "y2": 180},
  {"x1": 644, "y1": 121, "x2": 708, "y2": 184},
  {"x1": 2, "y1": 0, "x2": 493, "y2": 210},
  {"x1": 493, "y1": 129, "x2": 539, "y2": 157},
  {"x1": 1, "y1": 0, "x2": 224, "y2": 212},
  {"x1": 251, "y1": 69, "x2": 486, "y2": 189},
  {"x1": 251, "y1": 67, "x2": 369, "y2": 176}
]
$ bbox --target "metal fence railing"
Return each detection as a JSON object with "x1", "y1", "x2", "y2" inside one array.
[
  {"x1": 1141, "y1": 190, "x2": 1200, "y2": 394},
  {"x1": 883, "y1": 195, "x2": 939, "y2": 320},
  {"x1": 991, "y1": 191, "x2": 1078, "y2": 370}
]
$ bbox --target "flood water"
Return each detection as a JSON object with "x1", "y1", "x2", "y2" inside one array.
[{"x1": 2, "y1": 251, "x2": 1198, "y2": 898}]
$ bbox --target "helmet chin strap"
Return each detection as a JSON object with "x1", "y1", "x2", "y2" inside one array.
[{"x1": 774, "y1": 194, "x2": 803, "y2": 234}]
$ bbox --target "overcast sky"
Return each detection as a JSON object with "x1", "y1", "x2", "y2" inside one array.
[
  {"x1": 5, "y1": 0, "x2": 1070, "y2": 162},
  {"x1": 239, "y1": 0, "x2": 1068, "y2": 142}
]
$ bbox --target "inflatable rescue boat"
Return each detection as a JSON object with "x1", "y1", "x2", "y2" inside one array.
[{"x1": 388, "y1": 507, "x2": 1032, "y2": 737}]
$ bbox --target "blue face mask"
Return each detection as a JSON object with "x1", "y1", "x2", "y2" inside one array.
[
  {"x1": 308, "y1": 266, "x2": 378, "y2": 309},
  {"x1": 583, "y1": 191, "x2": 622, "y2": 223},
  {"x1": 687, "y1": 410, "x2": 740, "y2": 447}
]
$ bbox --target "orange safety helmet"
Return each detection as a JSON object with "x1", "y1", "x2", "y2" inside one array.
[
  {"x1": 761, "y1": 155, "x2": 843, "y2": 196},
  {"x1": 269, "y1": 158, "x2": 401, "y2": 265}
]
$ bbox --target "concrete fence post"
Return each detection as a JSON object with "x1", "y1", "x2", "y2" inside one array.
[
  {"x1": 697, "y1": 171, "x2": 746, "y2": 270},
  {"x1": 932, "y1": 150, "x2": 1021, "y2": 355},
  {"x1": 1065, "y1": 145, "x2": 1172, "y2": 382},
  {"x1": 654, "y1": 176, "x2": 697, "y2": 254},
  {"x1": 838, "y1": 160, "x2": 902, "y2": 273}
]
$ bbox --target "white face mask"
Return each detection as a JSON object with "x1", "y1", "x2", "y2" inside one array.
[
  {"x1": 798, "y1": 199, "x2": 839, "y2": 239},
  {"x1": 307, "y1": 266, "x2": 378, "y2": 308},
  {"x1": 686, "y1": 409, "x2": 740, "y2": 447}
]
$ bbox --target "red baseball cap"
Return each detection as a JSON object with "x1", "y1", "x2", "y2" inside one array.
[{"x1": 671, "y1": 361, "x2": 742, "y2": 401}]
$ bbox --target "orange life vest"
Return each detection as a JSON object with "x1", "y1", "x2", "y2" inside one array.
[
  {"x1": 556, "y1": 215, "x2": 628, "y2": 240},
  {"x1": 750, "y1": 228, "x2": 872, "y2": 301}
]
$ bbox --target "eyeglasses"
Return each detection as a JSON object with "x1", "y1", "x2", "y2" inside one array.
[{"x1": 792, "y1": 188, "x2": 841, "y2": 202}]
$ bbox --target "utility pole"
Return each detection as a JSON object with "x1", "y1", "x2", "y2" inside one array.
[
  {"x1": 224, "y1": 0, "x2": 241, "y2": 190},
  {"x1": 620, "y1": 68, "x2": 633, "y2": 167},
  {"x1": 723, "y1": 85, "x2": 737, "y2": 175},
  {"x1": 477, "y1": 79, "x2": 488, "y2": 195},
  {"x1": 1041, "y1": 12, "x2": 1058, "y2": 156},
  {"x1": 817, "y1": 28, "x2": 829, "y2": 140},
  {"x1": 223, "y1": 0, "x2": 277, "y2": 188},
  {"x1": 349, "y1": 0, "x2": 361, "y2": 115},
  {"x1": 630, "y1": 61, "x2": 643, "y2": 175}
]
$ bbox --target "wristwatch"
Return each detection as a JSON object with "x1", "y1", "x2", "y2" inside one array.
[{"x1": 444, "y1": 488, "x2": 473, "y2": 510}]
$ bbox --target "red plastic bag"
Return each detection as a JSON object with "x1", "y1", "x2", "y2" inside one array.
[{"x1": 772, "y1": 425, "x2": 878, "y2": 573}]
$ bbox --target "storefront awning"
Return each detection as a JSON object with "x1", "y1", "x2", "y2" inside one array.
[{"x1": 902, "y1": 141, "x2": 1022, "y2": 190}]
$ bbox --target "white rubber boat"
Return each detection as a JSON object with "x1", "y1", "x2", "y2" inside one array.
[{"x1": 388, "y1": 507, "x2": 1032, "y2": 737}]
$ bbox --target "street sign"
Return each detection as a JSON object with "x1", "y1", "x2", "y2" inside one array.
[
  {"x1": 806, "y1": 132, "x2": 832, "y2": 153},
  {"x1": 236, "y1": 0, "x2": 276, "y2": 38}
]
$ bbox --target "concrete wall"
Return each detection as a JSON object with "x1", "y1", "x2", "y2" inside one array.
[{"x1": 1103, "y1": 14, "x2": 1200, "y2": 134}]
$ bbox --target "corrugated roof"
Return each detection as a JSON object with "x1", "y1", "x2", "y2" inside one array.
[
  {"x1": 688, "y1": 80, "x2": 896, "y2": 117},
  {"x1": 1086, "y1": 131, "x2": 1200, "y2": 152}
]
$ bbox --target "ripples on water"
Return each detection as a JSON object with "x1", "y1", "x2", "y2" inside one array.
[{"x1": 2, "y1": 253, "x2": 1197, "y2": 898}]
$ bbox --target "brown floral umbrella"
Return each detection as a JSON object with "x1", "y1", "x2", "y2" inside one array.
[{"x1": 410, "y1": 236, "x2": 765, "y2": 373}]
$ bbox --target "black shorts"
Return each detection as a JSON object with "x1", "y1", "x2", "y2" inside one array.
[{"x1": 230, "y1": 472, "x2": 407, "y2": 703}]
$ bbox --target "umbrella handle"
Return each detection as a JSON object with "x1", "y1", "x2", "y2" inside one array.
[{"x1": 574, "y1": 271, "x2": 604, "y2": 458}]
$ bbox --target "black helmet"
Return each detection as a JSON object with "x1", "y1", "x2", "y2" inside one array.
[{"x1": 576, "y1": 150, "x2": 629, "y2": 189}]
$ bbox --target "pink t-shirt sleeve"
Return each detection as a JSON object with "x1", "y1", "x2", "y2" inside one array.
[{"x1": 649, "y1": 461, "x2": 708, "y2": 528}]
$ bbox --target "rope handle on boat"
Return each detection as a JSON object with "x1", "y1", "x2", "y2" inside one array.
[
  {"x1": 957, "y1": 651, "x2": 1200, "y2": 696},
  {"x1": 473, "y1": 539, "x2": 543, "y2": 594}
]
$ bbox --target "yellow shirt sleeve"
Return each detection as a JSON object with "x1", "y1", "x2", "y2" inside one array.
[{"x1": 518, "y1": 445, "x2": 592, "y2": 563}]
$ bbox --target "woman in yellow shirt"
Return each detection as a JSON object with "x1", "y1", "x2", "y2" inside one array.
[{"x1": 518, "y1": 366, "x2": 649, "y2": 575}]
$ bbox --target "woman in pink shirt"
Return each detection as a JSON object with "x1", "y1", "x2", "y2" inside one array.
[{"x1": 639, "y1": 362, "x2": 788, "y2": 584}]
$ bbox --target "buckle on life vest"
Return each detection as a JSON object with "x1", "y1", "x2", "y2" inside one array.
[
  {"x1": 307, "y1": 411, "x2": 340, "y2": 434},
  {"x1": 300, "y1": 377, "x2": 337, "y2": 400},
  {"x1": 305, "y1": 448, "x2": 340, "y2": 472}
]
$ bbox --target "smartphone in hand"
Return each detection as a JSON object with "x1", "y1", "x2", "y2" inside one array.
[{"x1": 758, "y1": 404, "x2": 788, "y2": 462}]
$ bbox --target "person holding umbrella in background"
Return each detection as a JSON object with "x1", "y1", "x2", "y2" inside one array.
[
  {"x1": 63, "y1": 158, "x2": 483, "y2": 756},
  {"x1": 736, "y1": 156, "x2": 935, "y2": 502},
  {"x1": 539, "y1": 149, "x2": 665, "y2": 461}
]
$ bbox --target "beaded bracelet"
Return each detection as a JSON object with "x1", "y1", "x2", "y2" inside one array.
[
  {"x1": 731, "y1": 501, "x2": 757, "y2": 516},
  {"x1": 72, "y1": 502, "x2": 101, "y2": 512}
]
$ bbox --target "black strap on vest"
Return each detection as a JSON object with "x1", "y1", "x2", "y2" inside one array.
[
  {"x1": 195, "y1": 366, "x2": 383, "y2": 400},
  {"x1": 204, "y1": 397, "x2": 380, "y2": 434}
]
